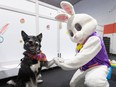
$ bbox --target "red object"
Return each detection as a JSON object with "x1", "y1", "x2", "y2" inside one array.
[
  {"x1": 104, "y1": 23, "x2": 116, "y2": 34},
  {"x1": 20, "y1": 18, "x2": 25, "y2": 23},
  {"x1": 31, "y1": 52, "x2": 47, "y2": 62},
  {"x1": 25, "y1": 51, "x2": 47, "y2": 62},
  {"x1": 0, "y1": 23, "x2": 9, "y2": 34},
  {"x1": 36, "y1": 52, "x2": 47, "y2": 61}
]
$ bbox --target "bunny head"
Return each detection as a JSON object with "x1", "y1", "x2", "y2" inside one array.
[{"x1": 55, "y1": 1, "x2": 97, "y2": 44}]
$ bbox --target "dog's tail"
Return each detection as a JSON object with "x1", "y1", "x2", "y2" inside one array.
[{"x1": 7, "y1": 80, "x2": 16, "y2": 87}]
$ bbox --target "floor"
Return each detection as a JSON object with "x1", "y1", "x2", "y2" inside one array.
[{"x1": 0, "y1": 55, "x2": 116, "y2": 87}]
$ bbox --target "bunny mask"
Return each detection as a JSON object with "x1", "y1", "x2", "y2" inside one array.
[{"x1": 55, "y1": 1, "x2": 97, "y2": 44}]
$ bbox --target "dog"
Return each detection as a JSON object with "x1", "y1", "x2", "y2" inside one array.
[{"x1": 7, "y1": 31, "x2": 54, "y2": 87}]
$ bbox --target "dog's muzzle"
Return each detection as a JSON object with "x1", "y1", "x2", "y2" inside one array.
[{"x1": 25, "y1": 41, "x2": 40, "y2": 52}]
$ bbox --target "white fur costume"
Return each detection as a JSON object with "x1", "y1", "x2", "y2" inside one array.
[{"x1": 54, "y1": 1, "x2": 110, "y2": 87}]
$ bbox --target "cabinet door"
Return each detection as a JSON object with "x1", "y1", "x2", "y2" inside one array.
[
  {"x1": 38, "y1": 18, "x2": 57, "y2": 60},
  {"x1": 0, "y1": 9, "x2": 36, "y2": 65},
  {"x1": 60, "y1": 23, "x2": 76, "y2": 60},
  {"x1": 39, "y1": 5, "x2": 58, "y2": 18}
]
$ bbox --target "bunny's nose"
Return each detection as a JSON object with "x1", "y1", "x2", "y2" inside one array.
[{"x1": 74, "y1": 34, "x2": 78, "y2": 39}]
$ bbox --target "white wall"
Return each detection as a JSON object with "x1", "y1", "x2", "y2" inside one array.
[
  {"x1": 0, "y1": 9, "x2": 36, "y2": 63},
  {"x1": 60, "y1": 23, "x2": 76, "y2": 60},
  {"x1": 0, "y1": 0, "x2": 36, "y2": 65},
  {"x1": 39, "y1": 18, "x2": 58, "y2": 60},
  {"x1": 74, "y1": 0, "x2": 116, "y2": 54},
  {"x1": 74, "y1": 0, "x2": 116, "y2": 25},
  {"x1": 0, "y1": 0, "x2": 35, "y2": 12}
]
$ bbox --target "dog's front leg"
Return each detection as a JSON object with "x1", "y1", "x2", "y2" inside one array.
[
  {"x1": 36, "y1": 74, "x2": 43, "y2": 83},
  {"x1": 27, "y1": 79, "x2": 37, "y2": 87},
  {"x1": 32, "y1": 83, "x2": 38, "y2": 87}
]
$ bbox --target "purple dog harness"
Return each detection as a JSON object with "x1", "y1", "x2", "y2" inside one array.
[{"x1": 76, "y1": 32, "x2": 111, "y2": 71}]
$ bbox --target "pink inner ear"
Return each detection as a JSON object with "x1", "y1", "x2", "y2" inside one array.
[
  {"x1": 62, "y1": 3, "x2": 73, "y2": 14},
  {"x1": 56, "y1": 14, "x2": 68, "y2": 21}
]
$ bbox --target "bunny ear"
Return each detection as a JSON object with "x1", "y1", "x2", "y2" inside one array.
[
  {"x1": 60, "y1": 1, "x2": 75, "y2": 15},
  {"x1": 55, "y1": 13, "x2": 69, "y2": 22}
]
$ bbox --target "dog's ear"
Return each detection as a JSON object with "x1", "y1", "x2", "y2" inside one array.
[
  {"x1": 37, "y1": 33, "x2": 42, "y2": 42},
  {"x1": 21, "y1": 31, "x2": 28, "y2": 42}
]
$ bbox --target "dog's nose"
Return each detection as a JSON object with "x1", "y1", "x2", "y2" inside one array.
[{"x1": 29, "y1": 40, "x2": 33, "y2": 44}]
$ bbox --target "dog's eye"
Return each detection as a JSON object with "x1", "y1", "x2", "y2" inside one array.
[
  {"x1": 75, "y1": 23, "x2": 82, "y2": 31},
  {"x1": 35, "y1": 42, "x2": 39, "y2": 46},
  {"x1": 69, "y1": 30, "x2": 73, "y2": 37}
]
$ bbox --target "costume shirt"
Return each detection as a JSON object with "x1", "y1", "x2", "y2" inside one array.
[{"x1": 77, "y1": 32, "x2": 111, "y2": 71}]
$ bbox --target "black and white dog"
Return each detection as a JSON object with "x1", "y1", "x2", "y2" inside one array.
[{"x1": 7, "y1": 31, "x2": 54, "y2": 87}]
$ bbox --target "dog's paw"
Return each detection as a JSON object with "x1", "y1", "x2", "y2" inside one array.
[
  {"x1": 7, "y1": 80, "x2": 16, "y2": 85},
  {"x1": 47, "y1": 59, "x2": 55, "y2": 67},
  {"x1": 54, "y1": 57, "x2": 64, "y2": 66},
  {"x1": 37, "y1": 79, "x2": 43, "y2": 83}
]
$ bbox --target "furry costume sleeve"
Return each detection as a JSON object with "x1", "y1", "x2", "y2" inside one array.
[{"x1": 54, "y1": 36, "x2": 102, "y2": 70}]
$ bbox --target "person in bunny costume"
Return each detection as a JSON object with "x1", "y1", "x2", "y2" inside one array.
[{"x1": 54, "y1": 1, "x2": 111, "y2": 87}]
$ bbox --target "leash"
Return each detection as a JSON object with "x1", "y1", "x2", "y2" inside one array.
[
  {"x1": 15, "y1": 62, "x2": 21, "y2": 68},
  {"x1": 15, "y1": 58, "x2": 24, "y2": 68}
]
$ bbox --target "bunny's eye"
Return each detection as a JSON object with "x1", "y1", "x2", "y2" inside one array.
[
  {"x1": 75, "y1": 23, "x2": 82, "y2": 31},
  {"x1": 69, "y1": 30, "x2": 73, "y2": 37}
]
